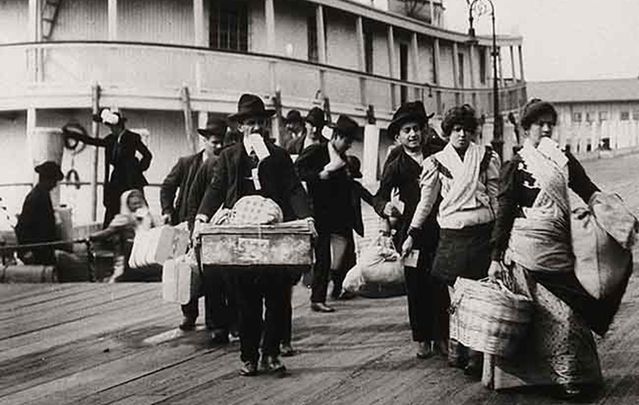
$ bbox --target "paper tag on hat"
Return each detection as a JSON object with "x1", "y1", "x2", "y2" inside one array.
[
  {"x1": 404, "y1": 249, "x2": 419, "y2": 268},
  {"x1": 247, "y1": 133, "x2": 270, "y2": 161}
]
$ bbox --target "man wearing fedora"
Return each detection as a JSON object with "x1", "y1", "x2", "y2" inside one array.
[
  {"x1": 194, "y1": 93, "x2": 316, "y2": 377},
  {"x1": 160, "y1": 116, "x2": 230, "y2": 337},
  {"x1": 15, "y1": 161, "x2": 87, "y2": 280},
  {"x1": 296, "y1": 114, "x2": 363, "y2": 312},
  {"x1": 161, "y1": 116, "x2": 227, "y2": 227},
  {"x1": 285, "y1": 107, "x2": 327, "y2": 156},
  {"x1": 373, "y1": 101, "x2": 449, "y2": 359},
  {"x1": 63, "y1": 110, "x2": 153, "y2": 228}
]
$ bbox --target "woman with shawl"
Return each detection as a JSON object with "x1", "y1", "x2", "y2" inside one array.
[
  {"x1": 485, "y1": 99, "x2": 631, "y2": 399},
  {"x1": 402, "y1": 104, "x2": 501, "y2": 376}
]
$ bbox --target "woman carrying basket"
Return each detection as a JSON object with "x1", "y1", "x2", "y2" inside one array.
[
  {"x1": 486, "y1": 99, "x2": 629, "y2": 399},
  {"x1": 402, "y1": 104, "x2": 501, "y2": 376}
]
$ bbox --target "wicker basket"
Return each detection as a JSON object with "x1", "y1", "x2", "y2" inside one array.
[{"x1": 449, "y1": 277, "x2": 533, "y2": 358}]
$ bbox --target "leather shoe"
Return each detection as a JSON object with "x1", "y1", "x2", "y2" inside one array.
[
  {"x1": 415, "y1": 341, "x2": 433, "y2": 359},
  {"x1": 178, "y1": 317, "x2": 196, "y2": 331},
  {"x1": 280, "y1": 343, "x2": 296, "y2": 357},
  {"x1": 209, "y1": 331, "x2": 230, "y2": 345},
  {"x1": 260, "y1": 355, "x2": 287, "y2": 375},
  {"x1": 239, "y1": 361, "x2": 258, "y2": 377},
  {"x1": 311, "y1": 302, "x2": 335, "y2": 313}
]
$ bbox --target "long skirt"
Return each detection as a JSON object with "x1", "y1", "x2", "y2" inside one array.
[
  {"x1": 483, "y1": 264, "x2": 603, "y2": 390},
  {"x1": 434, "y1": 222, "x2": 493, "y2": 366}
]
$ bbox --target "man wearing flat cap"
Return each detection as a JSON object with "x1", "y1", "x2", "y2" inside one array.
[
  {"x1": 285, "y1": 107, "x2": 327, "y2": 156},
  {"x1": 194, "y1": 93, "x2": 316, "y2": 377},
  {"x1": 296, "y1": 114, "x2": 364, "y2": 312},
  {"x1": 160, "y1": 116, "x2": 229, "y2": 337},
  {"x1": 15, "y1": 161, "x2": 86, "y2": 280},
  {"x1": 63, "y1": 110, "x2": 153, "y2": 228},
  {"x1": 373, "y1": 101, "x2": 448, "y2": 359}
]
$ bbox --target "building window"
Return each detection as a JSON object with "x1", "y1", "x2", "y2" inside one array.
[
  {"x1": 572, "y1": 112, "x2": 582, "y2": 122},
  {"x1": 307, "y1": 15, "x2": 318, "y2": 62},
  {"x1": 585, "y1": 112, "x2": 593, "y2": 123},
  {"x1": 210, "y1": 1, "x2": 248, "y2": 52},
  {"x1": 633, "y1": 110, "x2": 639, "y2": 120},
  {"x1": 479, "y1": 47, "x2": 486, "y2": 84},
  {"x1": 599, "y1": 111, "x2": 608, "y2": 122},
  {"x1": 621, "y1": 111, "x2": 630, "y2": 121}
]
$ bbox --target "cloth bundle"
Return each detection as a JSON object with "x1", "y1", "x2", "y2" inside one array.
[
  {"x1": 221, "y1": 195, "x2": 284, "y2": 225},
  {"x1": 572, "y1": 192, "x2": 638, "y2": 300},
  {"x1": 343, "y1": 234, "x2": 404, "y2": 293}
]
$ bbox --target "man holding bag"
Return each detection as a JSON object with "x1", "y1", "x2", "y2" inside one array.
[{"x1": 194, "y1": 93, "x2": 316, "y2": 377}]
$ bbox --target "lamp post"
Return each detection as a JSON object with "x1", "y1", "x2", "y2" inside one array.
[{"x1": 467, "y1": 0, "x2": 503, "y2": 158}]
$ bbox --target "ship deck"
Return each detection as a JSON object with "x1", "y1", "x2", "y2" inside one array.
[{"x1": 2, "y1": 153, "x2": 639, "y2": 405}]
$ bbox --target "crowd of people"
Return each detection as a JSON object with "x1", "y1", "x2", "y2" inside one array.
[{"x1": 13, "y1": 91, "x2": 631, "y2": 400}]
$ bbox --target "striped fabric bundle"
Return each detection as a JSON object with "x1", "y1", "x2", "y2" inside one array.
[{"x1": 449, "y1": 277, "x2": 533, "y2": 358}]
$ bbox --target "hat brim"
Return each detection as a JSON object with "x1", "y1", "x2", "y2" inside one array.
[
  {"x1": 387, "y1": 112, "x2": 432, "y2": 138},
  {"x1": 91, "y1": 114, "x2": 127, "y2": 124},
  {"x1": 228, "y1": 109, "x2": 276, "y2": 122},
  {"x1": 197, "y1": 128, "x2": 225, "y2": 137}
]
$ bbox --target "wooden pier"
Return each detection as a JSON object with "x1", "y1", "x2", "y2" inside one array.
[{"x1": 2, "y1": 154, "x2": 639, "y2": 405}]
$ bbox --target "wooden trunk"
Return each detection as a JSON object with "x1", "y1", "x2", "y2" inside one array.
[{"x1": 198, "y1": 221, "x2": 313, "y2": 269}]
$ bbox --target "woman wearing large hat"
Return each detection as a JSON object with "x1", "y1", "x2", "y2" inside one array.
[{"x1": 373, "y1": 101, "x2": 449, "y2": 359}]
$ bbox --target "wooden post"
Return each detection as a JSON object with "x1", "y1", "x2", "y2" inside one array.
[
  {"x1": 316, "y1": 5, "x2": 326, "y2": 64},
  {"x1": 180, "y1": 86, "x2": 197, "y2": 153},
  {"x1": 90, "y1": 84, "x2": 100, "y2": 222},
  {"x1": 362, "y1": 106, "x2": 378, "y2": 184},
  {"x1": 356, "y1": 16, "x2": 367, "y2": 106},
  {"x1": 28, "y1": 0, "x2": 40, "y2": 83},
  {"x1": 26, "y1": 108, "x2": 37, "y2": 186},
  {"x1": 468, "y1": 44, "x2": 476, "y2": 88},
  {"x1": 518, "y1": 45, "x2": 525, "y2": 81},
  {"x1": 316, "y1": 5, "x2": 327, "y2": 100},
  {"x1": 429, "y1": 0, "x2": 435, "y2": 25},
  {"x1": 108, "y1": 0, "x2": 118, "y2": 40},
  {"x1": 509, "y1": 46, "x2": 516, "y2": 82},
  {"x1": 193, "y1": 0, "x2": 204, "y2": 90},
  {"x1": 452, "y1": 42, "x2": 460, "y2": 89},
  {"x1": 411, "y1": 32, "x2": 420, "y2": 100},
  {"x1": 193, "y1": 0, "x2": 204, "y2": 46},
  {"x1": 433, "y1": 38, "x2": 441, "y2": 85},
  {"x1": 498, "y1": 47, "x2": 505, "y2": 87},
  {"x1": 387, "y1": 25, "x2": 396, "y2": 110}
]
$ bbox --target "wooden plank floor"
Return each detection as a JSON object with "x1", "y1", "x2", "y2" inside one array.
[{"x1": 2, "y1": 154, "x2": 639, "y2": 405}]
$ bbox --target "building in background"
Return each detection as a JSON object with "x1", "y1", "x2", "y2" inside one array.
[
  {"x1": 0, "y1": 0, "x2": 526, "y2": 224},
  {"x1": 528, "y1": 79, "x2": 639, "y2": 155}
]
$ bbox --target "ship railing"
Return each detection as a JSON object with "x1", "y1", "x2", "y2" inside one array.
[{"x1": 0, "y1": 41, "x2": 526, "y2": 118}]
